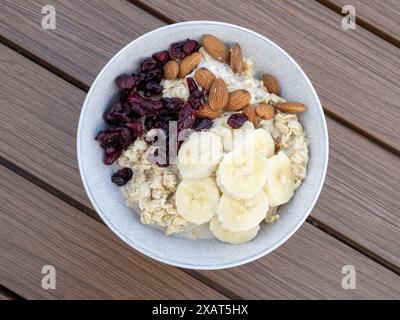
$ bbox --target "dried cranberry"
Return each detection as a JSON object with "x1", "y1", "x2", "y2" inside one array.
[
  {"x1": 96, "y1": 127, "x2": 132, "y2": 165},
  {"x1": 152, "y1": 50, "x2": 170, "y2": 65},
  {"x1": 128, "y1": 91, "x2": 163, "y2": 116},
  {"x1": 188, "y1": 90, "x2": 205, "y2": 109},
  {"x1": 119, "y1": 89, "x2": 131, "y2": 103},
  {"x1": 125, "y1": 121, "x2": 143, "y2": 138},
  {"x1": 178, "y1": 105, "x2": 195, "y2": 131},
  {"x1": 115, "y1": 74, "x2": 136, "y2": 90},
  {"x1": 193, "y1": 118, "x2": 213, "y2": 131},
  {"x1": 144, "y1": 116, "x2": 173, "y2": 133},
  {"x1": 103, "y1": 102, "x2": 132, "y2": 125},
  {"x1": 186, "y1": 77, "x2": 198, "y2": 94},
  {"x1": 227, "y1": 113, "x2": 248, "y2": 129},
  {"x1": 186, "y1": 77, "x2": 205, "y2": 109},
  {"x1": 169, "y1": 41, "x2": 186, "y2": 60},
  {"x1": 183, "y1": 39, "x2": 199, "y2": 54},
  {"x1": 161, "y1": 97, "x2": 185, "y2": 113},
  {"x1": 111, "y1": 168, "x2": 133, "y2": 186},
  {"x1": 140, "y1": 58, "x2": 159, "y2": 72},
  {"x1": 170, "y1": 39, "x2": 199, "y2": 60},
  {"x1": 143, "y1": 68, "x2": 162, "y2": 84},
  {"x1": 144, "y1": 81, "x2": 163, "y2": 96},
  {"x1": 104, "y1": 150, "x2": 122, "y2": 165}
]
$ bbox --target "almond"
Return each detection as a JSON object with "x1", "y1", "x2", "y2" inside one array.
[
  {"x1": 202, "y1": 34, "x2": 230, "y2": 63},
  {"x1": 230, "y1": 43, "x2": 243, "y2": 74},
  {"x1": 194, "y1": 68, "x2": 215, "y2": 91},
  {"x1": 275, "y1": 102, "x2": 306, "y2": 113},
  {"x1": 194, "y1": 104, "x2": 221, "y2": 120},
  {"x1": 262, "y1": 74, "x2": 280, "y2": 95},
  {"x1": 255, "y1": 103, "x2": 275, "y2": 120},
  {"x1": 242, "y1": 104, "x2": 258, "y2": 126},
  {"x1": 178, "y1": 52, "x2": 202, "y2": 78},
  {"x1": 163, "y1": 60, "x2": 179, "y2": 80},
  {"x1": 208, "y1": 78, "x2": 229, "y2": 111},
  {"x1": 225, "y1": 89, "x2": 251, "y2": 111}
]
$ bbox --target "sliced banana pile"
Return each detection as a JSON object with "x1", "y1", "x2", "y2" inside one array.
[{"x1": 175, "y1": 120, "x2": 296, "y2": 244}]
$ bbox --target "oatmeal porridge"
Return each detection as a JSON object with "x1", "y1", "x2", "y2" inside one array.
[{"x1": 95, "y1": 34, "x2": 309, "y2": 244}]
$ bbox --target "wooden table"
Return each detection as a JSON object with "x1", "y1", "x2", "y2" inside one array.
[{"x1": 0, "y1": 0, "x2": 399, "y2": 300}]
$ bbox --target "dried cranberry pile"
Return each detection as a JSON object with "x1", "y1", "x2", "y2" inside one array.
[{"x1": 96, "y1": 39, "x2": 213, "y2": 186}]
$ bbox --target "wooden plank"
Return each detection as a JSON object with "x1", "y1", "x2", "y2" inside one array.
[
  {"x1": 136, "y1": 0, "x2": 400, "y2": 153},
  {"x1": 1, "y1": 15, "x2": 400, "y2": 270},
  {"x1": 320, "y1": 0, "x2": 400, "y2": 47},
  {"x1": 197, "y1": 222, "x2": 400, "y2": 299},
  {"x1": 1, "y1": 1, "x2": 400, "y2": 154},
  {"x1": 0, "y1": 286, "x2": 19, "y2": 300},
  {"x1": 0, "y1": 0, "x2": 164, "y2": 87},
  {"x1": 0, "y1": 166, "x2": 225, "y2": 299},
  {"x1": 0, "y1": 40, "x2": 400, "y2": 299}
]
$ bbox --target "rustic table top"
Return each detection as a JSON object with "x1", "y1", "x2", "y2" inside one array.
[{"x1": 0, "y1": 0, "x2": 399, "y2": 300}]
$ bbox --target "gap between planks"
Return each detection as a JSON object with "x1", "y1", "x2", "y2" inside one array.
[
  {"x1": 2, "y1": 152, "x2": 399, "y2": 278},
  {"x1": 0, "y1": 284, "x2": 23, "y2": 300},
  {"x1": 0, "y1": 0, "x2": 399, "y2": 292},
  {"x1": 315, "y1": 0, "x2": 400, "y2": 48}
]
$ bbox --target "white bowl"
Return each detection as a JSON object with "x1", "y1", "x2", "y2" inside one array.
[{"x1": 77, "y1": 21, "x2": 328, "y2": 270}]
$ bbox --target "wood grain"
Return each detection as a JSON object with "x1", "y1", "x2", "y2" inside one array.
[
  {"x1": 0, "y1": 40, "x2": 400, "y2": 298},
  {"x1": 1, "y1": 18, "x2": 399, "y2": 270},
  {"x1": 320, "y1": 0, "x2": 400, "y2": 47},
  {"x1": 136, "y1": 0, "x2": 400, "y2": 153},
  {"x1": 0, "y1": 166, "x2": 225, "y2": 300},
  {"x1": 0, "y1": 0, "x2": 164, "y2": 87},
  {"x1": 198, "y1": 222, "x2": 400, "y2": 299},
  {"x1": 0, "y1": 0, "x2": 399, "y2": 299}
]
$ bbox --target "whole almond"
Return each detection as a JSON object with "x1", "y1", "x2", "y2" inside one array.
[
  {"x1": 242, "y1": 105, "x2": 258, "y2": 126},
  {"x1": 194, "y1": 104, "x2": 221, "y2": 120},
  {"x1": 202, "y1": 34, "x2": 230, "y2": 63},
  {"x1": 275, "y1": 102, "x2": 306, "y2": 113},
  {"x1": 255, "y1": 103, "x2": 275, "y2": 120},
  {"x1": 225, "y1": 89, "x2": 251, "y2": 111},
  {"x1": 163, "y1": 60, "x2": 179, "y2": 80},
  {"x1": 178, "y1": 52, "x2": 202, "y2": 78},
  {"x1": 194, "y1": 68, "x2": 215, "y2": 91},
  {"x1": 209, "y1": 78, "x2": 229, "y2": 110},
  {"x1": 262, "y1": 74, "x2": 280, "y2": 95},
  {"x1": 230, "y1": 43, "x2": 244, "y2": 74}
]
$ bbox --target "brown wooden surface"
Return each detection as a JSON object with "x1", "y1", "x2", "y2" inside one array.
[
  {"x1": 0, "y1": 0, "x2": 164, "y2": 88},
  {"x1": 1, "y1": 0, "x2": 400, "y2": 152},
  {"x1": 1, "y1": 5, "x2": 399, "y2": 270},
  {"x1": 0, "y1": 0, "x2": 399, "y2": 299},
  {"x1": 321, "y1": 0, "x2": 400, "y2": 46},
  {"x1": 0, "y1": 165, "x2": 225, "y2": 299},
  {"x1": 0, "y1": 42, "x2": 399, "y2": 298},
  {"x1": 137, "y1": 0, "x2": 400, "y2": 153},
  {"x1": 198, "y1": 223, "x2": 400, "y2": 299}
]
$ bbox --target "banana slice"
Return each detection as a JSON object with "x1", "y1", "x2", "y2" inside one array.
[
  {"x1": 243, "y1": 128, "x2": 275, "y2": 158},
  {"x1": 177, "y1": 131, "x2": 223, "y2": 179},
  {"x1": 210, "y1": 217, "x2": 259, "y2": 244},
  {"x1": 217, "y1": 191, "x2": 268, "y2": 232},
  {"x1": 263, "y1": 153, "x2": 295, "y2": 206},
  {"x1": 210, "y1": 126, "x2": 233, "y2": 152},
  {"x1": 216, "y1": 149, "x2": 268, "y2": 199},
  {"x1": 175, "y1": 178, "x2": 220, "y2": 225}
]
